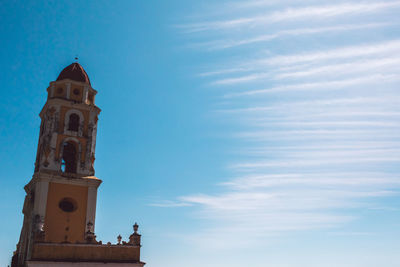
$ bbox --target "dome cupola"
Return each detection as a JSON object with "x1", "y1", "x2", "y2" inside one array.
[{"x1": 57, "y1": 62, "x2": 91, "y2": 85}]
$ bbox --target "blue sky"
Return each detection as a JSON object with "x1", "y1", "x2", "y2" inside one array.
[{"x1": 1, "y1": 0, "x2": 400, "y2": 266}]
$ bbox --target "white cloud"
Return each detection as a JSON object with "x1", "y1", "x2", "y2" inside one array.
[
  {"x1": 203, "y1": 39, "x2": 400, "y2": 87},
  {"x1": 221, "y1": 74, "x2": 399, "y2": 95},
  {"x1": 194, "y1": 23, "x2": 393, "y2": 50},
  {"x1": 218, "y1": 96, "x2": 400, "y2": 112},
  {"x1": 182, "y1": 2, "x2": 400, "y2": 32},
  {"x1": 276, "y1": 57, "x2": 400, "y2": 79},
  {"x1": 265, "y1": 39, "x2": 400, "y2": 66},
  {"x1": 168, "y1": 0, "x2": 400, "y2": 250},
  {"x1": 223, "y1": 173, "x2": 400, "y2": 189}
]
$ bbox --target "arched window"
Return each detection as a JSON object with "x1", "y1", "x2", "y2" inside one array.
[
  {"x1": 61, "y1": 142, "x2": 77, "y2": 173},
  {"x1": 68, "y1": 114, "x2": 80, "y2": 132}
]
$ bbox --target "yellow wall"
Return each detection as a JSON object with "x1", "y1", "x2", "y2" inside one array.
[
  {"x1": 54, "y1": 85, "x2": 67, "y2": 98},
  {"x1": 70, "y1": 85, "x2": 84, "y2": 102},
  {"x1": 44, "y1": 182, "x2": 88, "y2": 243}
]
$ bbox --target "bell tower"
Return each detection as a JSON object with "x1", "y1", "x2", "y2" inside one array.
[
  {"x1": 12, "y1": 62, "x2": 144, "y2": 267},
  {"x1": 35, "y1": 62, "x2": 99, "y2": 176},
  {"x1": 32, "y1": 62, "x2": 101, "y2": 244}
]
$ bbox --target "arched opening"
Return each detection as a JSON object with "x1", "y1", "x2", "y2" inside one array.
[
  {"x1": 68, "y1": 113, "x2": 80, "y2": 132},
  {"x1": 61, "y1": 142, "x2": 77, "y2": 173}
]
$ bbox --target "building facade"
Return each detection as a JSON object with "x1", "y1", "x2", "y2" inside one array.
[{"x1": 11, "y1": 62, "x2": 145, "y2": 267}]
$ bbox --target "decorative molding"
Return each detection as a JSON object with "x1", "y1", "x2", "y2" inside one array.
[{"x1": 30, "y1": 172, "x2": 102, "y2": 188}]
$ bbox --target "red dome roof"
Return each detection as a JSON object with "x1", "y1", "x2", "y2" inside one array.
[{"x1": 57, "y1": 63, "x2": 91, "y2": 85}]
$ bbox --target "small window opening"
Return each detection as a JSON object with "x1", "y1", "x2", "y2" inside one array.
[
  {"x1": 73, "y1": 88, "x2": 80, "y2": 95},
  {"x1": 61, "y1": 158, "x2": 66, "y2": 172},
  {"x1": 57, "y1": 88, "x2": 63, "y2": 94},
  {"x1": 59, "y1": 198, "x2": 77, "y2": 212},
  {"x1": 61, "y1": 142, "x2": 77, "y2": 173},
  {"x1": 68, "y1": 114, "x2": 80, "y2": 132}
]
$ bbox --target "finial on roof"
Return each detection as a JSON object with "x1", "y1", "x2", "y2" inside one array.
[{"x1": 129, "y1": 222, "x2": 141, "y2": 245}]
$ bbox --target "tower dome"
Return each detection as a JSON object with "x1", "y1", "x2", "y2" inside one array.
[{"x1": 57, "y1": 62, "x2": 91, "y2": 85}]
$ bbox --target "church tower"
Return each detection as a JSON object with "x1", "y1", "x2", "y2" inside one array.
[{"x1": 12, "y1": 62, "x2": 145, "y2": 267}]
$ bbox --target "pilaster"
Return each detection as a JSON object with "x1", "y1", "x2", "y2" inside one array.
[{"x1": 86, "y1": 186, "x2": 98, "y2": 231}]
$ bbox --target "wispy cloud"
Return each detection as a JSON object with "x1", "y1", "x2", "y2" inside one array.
[
  {"x1": 265, "y1": 39, "x2": 400, "y2": 66},
  {"x1": 194, "y1": 23, "x2": 394, "y2": 50},
  {"x1": 182, "y1": 2, "x2": 400, "y2": 32},
  {"x1": 212, "y1": 43, "x2": 400, "y2": 86},
  {"x1": 220, "y1": 74, "x2": 399, "y2": 93},
  {"x1": 168, "y1": 0, "x2": 400, "y2": 249},
  {"x1": 223, "y1": 172, "x2": 400, "y2": 189},
  {"x1": 218, "y1": 96, "x2": 400, "y2": 112},
  {"x1": 202, "y1": 39, "x2": 400, "y2": 82}
]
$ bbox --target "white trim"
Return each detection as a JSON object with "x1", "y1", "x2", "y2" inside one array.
[
  {"x1": 31, "y1": 173, "x2": 102, "y2": 188},
  {"x1": 66, "y1": 83, "x2": 71, "y2": 99},
  {"x1": 83, "y1": 86, "x2": 89, "y2": 103},
  {"x1": 86, "y1": 186, "x2": 98, "y2": 232},
  {"x1": 33, "y1": 180, "x2": 49, "y2": 218},
  {"x1": 51, "y1": 79, "x2": 95, "y2": 88}
]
